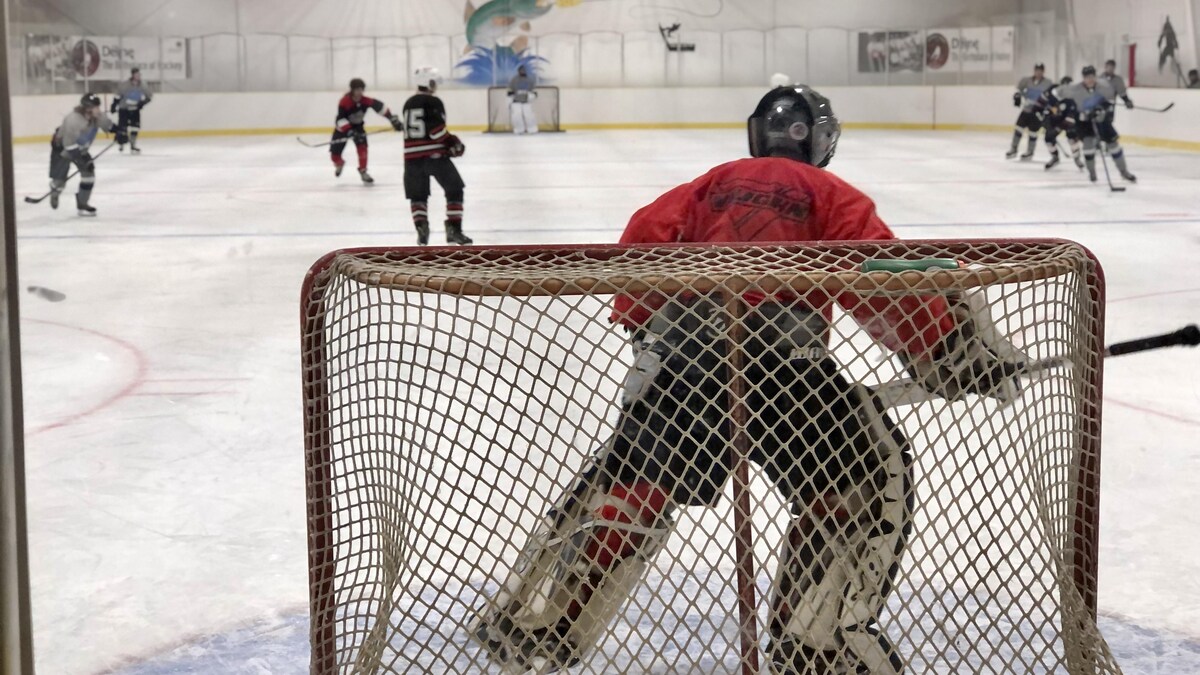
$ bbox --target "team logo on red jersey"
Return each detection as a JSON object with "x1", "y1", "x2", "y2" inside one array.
[{"x1": 707, "y1": 178, "x2": 813, "y2": 230}]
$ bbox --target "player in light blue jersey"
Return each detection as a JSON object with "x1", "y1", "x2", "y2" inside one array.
[
  {"x1": 49, "y1": 94, "x2": 117, "y2": 215},
  {"x1": 110, "y1": 67, "x2": 153, "y2": 153}
]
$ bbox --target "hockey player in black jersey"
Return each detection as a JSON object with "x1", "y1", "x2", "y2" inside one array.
[
  {"x1": 1038, "y1": 77, "x2": 1084, "y2": 171},
  {"x1": 402, "y1": 66, "x2": 471, "y2": 245},
  {"x1": 330, "y1": 78, "x2": 403, "y2": 184}
]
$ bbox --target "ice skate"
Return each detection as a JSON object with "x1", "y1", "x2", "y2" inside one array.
[
  {"x1": 358, "y1": 168, "x2": 374, "y2": 184},
  {"x1": 1005, "y1": 148, "x2": 1018, "y2": 159},
  {"x1": 446, "y1": 221, "x2": 472, "y2": 245},
  {"x1": 1120, "y1": 170, "x2": 1137, "y2": 183},
  {"x1": 415, "y1": 221, "x2": 430, "y2": 246},
  {"x1": 76, "y1": 194, "x2": 96, "y2": 217},
  {"x1": 334, "y1": 163, "x2": 344, "y2": 178},
  {"x1": 1044, "y1": 154, "x2": 1060, "y2": 170},
  {"x1": 473, "y1": 615, "x2": 581, "y2": 673}
]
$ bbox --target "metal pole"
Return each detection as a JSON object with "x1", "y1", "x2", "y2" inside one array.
[
  {"x1": 233, "y1": 0, "x2": 243, "y2": 91},
  {"x1": 722, "y1": 293, "x2": 760, "y2": 675},
  {"x1": 0, "y1": 0, "x2": 34, "y2": 672}
]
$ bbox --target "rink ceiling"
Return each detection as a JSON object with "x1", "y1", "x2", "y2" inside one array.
[{"x1": 10, "y1": 125, "x2": 1200, "y2": 673}]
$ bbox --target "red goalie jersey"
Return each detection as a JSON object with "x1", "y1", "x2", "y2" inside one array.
[{"x1": 613, "y1": 156, "x2": 955, "y2": 359}]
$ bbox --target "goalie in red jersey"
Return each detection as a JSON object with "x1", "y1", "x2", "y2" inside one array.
[{"x1": 474, "y1": 85, "x2": 1024, "y2": 674}]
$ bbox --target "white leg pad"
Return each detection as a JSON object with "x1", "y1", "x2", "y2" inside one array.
[{"x1": 474, "y1": 488, "x2": 673, "y2": 669}]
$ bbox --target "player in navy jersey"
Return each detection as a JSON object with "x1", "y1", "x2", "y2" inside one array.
[
  {"x1": 402, "y1": 66, "x2": 471, "y2": 245},
  {"x1": 331, "y1": 78, "x2": 402, "y2": 184}
]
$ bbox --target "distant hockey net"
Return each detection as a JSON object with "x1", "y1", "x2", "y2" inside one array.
[
  {"x1": 486, "y1": 85, "x2": 562, "y2": 133},
  {"x1": 302, "y1": 241, "x2": 1119, "y2": 675}
]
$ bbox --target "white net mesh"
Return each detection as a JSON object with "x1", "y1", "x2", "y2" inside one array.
[
  {"x1": 301, "y1": 241, "x2": 1119, "y2": 675},
  {"x1": 486, "y1": 86, "x2": 562, "y2": 133}
]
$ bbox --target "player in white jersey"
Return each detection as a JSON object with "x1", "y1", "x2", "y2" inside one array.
[
  {"x1": 507, "y1": 65, "x2": 539, "y2": 134},
  {"x1": 50, "y1": 94, "x2": 117, "y2": 215},
  {"x1": 1007, "y1": 63, "x2": 1051, "y2": 160}
]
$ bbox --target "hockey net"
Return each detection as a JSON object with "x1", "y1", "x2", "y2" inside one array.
[
  {"x1": 486, "y1": 85, "x2": 562, "y2": 133},
  {"x1": 302, "y1": 240, "x2": 1119, "y2": 675}
]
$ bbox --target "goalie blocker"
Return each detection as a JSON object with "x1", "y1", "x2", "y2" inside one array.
[{"x1": 473, "y1": 78, "x2": 1026, "y2": 675}]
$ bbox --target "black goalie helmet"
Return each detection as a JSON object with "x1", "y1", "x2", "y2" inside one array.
[{"x1": 747, "y1": 85, "x2": 840, "y2": 167}]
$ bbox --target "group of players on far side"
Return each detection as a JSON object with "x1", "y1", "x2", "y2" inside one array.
[{"x1": 1007, "y1": 59, "x2": 1141, "y2": 186}]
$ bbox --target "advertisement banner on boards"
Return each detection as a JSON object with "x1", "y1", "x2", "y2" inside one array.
[
  {"x1": 991, "y1": 26, "x2": 1015, "y2": 72},
  {"x1": 25, "y1": 35, "x2": 187, "y2": 81},
  {"x1": 924, "y1": 27, "x2": 1014, "y2": 72},
  {"x1": 857, "y1": 31, "x2": 925, "y2": 73}
]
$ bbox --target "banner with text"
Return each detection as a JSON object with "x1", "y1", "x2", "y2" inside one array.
[
  {"x1": 25, "y1": 36, "x2": 187, "y2": 82},
  {"x1": 924, "y1": 27, "x2": 1014, "y2": 72}
]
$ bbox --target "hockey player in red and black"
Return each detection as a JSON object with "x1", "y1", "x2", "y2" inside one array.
[
  {"x1": 50, "y1": 93, "x2": 117, "y2": 216},
  {"x1": 330, "y1": 78, "x2": 402, "y2": 184},
  {"x1": 473, "y1": 85, "x2": 1026, "y2": 673},
  {"x1": 1007, "y1": 63, "x2": 1051, "y2": 160},
  {"x1": 1061, "y1": 65, "x2": 1136, "y2": 183},
  {"x1": 402, "y1": 66, "x2": 471, "y2": 245},
  {"x1": 1038, "y1": 76, "x2": 1085, "y2": 171}
]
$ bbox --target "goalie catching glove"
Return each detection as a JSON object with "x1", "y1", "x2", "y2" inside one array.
[{"x1": 901, "y1": 295, "x2": 1027, "y2": 403}]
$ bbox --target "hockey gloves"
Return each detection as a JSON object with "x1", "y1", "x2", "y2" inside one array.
[
  {"x1": 1122, "y1": 96, "x2": 1134, "y2": 109},
  {"x1": 388, "y1": 114, "x2": 404, "y2": 132},
  {"x1": 1012, "y1": 92, "x2": 1022, "y2": 107},
  {"x1": 903, "y1": 302, "x2": 1024, "y2": 403},
  {"x1": 445, "y1": 134, "x2": 466, "y2": 158}
]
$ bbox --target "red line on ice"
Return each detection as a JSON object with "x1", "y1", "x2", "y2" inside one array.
[{"x1": 26, "y1": 318, "x2": 149, "y2": 437}]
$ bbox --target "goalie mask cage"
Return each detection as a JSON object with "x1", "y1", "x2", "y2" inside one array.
[
  {"x1": 486, "y1": 85, "x2": 563, "y2": 133},
  {"x1": 302, "y1": 240, "x2": 1117, "y2": 675}
]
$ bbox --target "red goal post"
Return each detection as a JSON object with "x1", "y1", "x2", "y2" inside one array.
[{"x1": 301, "y1": 240, "x2": 1115, "y2": 674}]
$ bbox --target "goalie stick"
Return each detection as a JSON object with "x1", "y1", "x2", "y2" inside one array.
[
  {"x1": 295, "y1": 128, "x2": 391, "y2": 148},
  {"x1": 873, "y1": 323, "x2": 1200, "y2": 408},
  {"x1": 23, "y1": 141, "x2": 115, "y2": 204},
  {"x1": 1132, "y1": 103, "x2": 1174, "y2": 113}
]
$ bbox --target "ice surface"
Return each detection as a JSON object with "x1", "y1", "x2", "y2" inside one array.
[{"x1": 11, "y1": 128, "x2": 1200, "y2": 674}]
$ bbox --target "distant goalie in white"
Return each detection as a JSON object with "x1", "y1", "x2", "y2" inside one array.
[{"x1": 507, "y1": 65, "x2": 539, "y2": 134}]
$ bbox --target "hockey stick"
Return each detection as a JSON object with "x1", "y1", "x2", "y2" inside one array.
[
  {"x1": 23, "y1": 142, "x2": 115, "y2": 204},
  {"x1": 1091, "y1": 120, "x2": 1125, "y2": 193},
  {"x1": 873, "y1": 323, "x2": 1200, "y2": 408},
  {"x1": 1133, "y1": 103, "x2": 1174, "y2": 113},
  {"x1": 296, "y1": 128, "x2": 392, "y2": 148}
]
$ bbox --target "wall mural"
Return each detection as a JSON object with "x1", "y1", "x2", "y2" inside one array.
[
  {"x1": 457, "y1": 0, "x2": 582, "y2": 85},
  {"x1": 454, "y1": 0, "x2": 726, "y2": 85}
]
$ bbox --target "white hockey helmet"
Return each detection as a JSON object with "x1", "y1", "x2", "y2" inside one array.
[{"x1": 414, "y1": 66, "x2": 443, "y2": 91}]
